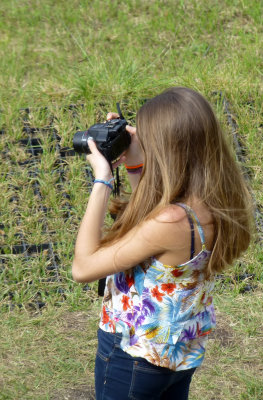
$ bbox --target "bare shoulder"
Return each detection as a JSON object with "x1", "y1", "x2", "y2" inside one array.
[
  {"x1": 137, "y1": 206, "x2": 191, "y2": 252},
  {"x1": 156, "y1": 202, "x2": 214, "y2": 225},
  {"x1": 152, "y1": 202, "x2": 214, "y2": 251},
  {"x1": 155, "y1": 205, "x2": 188, "y2": 223},
  {"x1": 136, "y1": 201, "x2": 214, "y2": 253}
]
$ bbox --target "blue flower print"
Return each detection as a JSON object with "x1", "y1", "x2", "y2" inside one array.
[{"x1": 114, "y1": 272, "x2": 129, "y2": 294}]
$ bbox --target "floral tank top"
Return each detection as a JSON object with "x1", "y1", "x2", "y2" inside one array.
[{"x1": 99, "y1": 203, "x2": 216, "y2": 371}]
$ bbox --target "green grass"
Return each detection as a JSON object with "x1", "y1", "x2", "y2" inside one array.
[{"x1": 0, "y1": 0, "x2": 262, "y2": 399}]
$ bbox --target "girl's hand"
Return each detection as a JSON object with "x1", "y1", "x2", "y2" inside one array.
[
  {"x1": 124, "y1": 125, "x2": 143, "y2": 166},
  {"x1": 86, "y1": 138, "x2": 126, "y2": 180},
  {"x1": 86, "y1": 137, "x2": 112, "y2": 180},
  {"x1": 106, "y1": 113, "x2": 144, "y2": 166}
]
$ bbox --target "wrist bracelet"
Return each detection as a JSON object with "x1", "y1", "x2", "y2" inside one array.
[
  {"x1": 93, "y1": 177, "x2": 114, "y2": 190},
  {"x1": 125, "y1": 163, "x2": 144, "y2": 174}
]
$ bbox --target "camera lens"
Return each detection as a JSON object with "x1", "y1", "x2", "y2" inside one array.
[{"x1": 73, "y1": 131, "x2": 90, "y2": 154}]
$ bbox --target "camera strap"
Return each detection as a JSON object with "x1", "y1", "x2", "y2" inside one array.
[
  {"x1": 116, "y1": 102, "x2": 124, "y2": 120},
  {"x1": 110, "y1": 102, "x2": 124, "y2": 196},
  {"x1": 114, "y1": 166, "x2": 121, "y2": 196},
  {"x1": 110, "y1": 162, "x2": 121, "y2": 197},
  {"x1": 103, "y1": 152, "x2": 121, "y2": 197}
]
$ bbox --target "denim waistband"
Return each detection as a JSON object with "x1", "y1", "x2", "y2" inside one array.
[{"x1": 98, "y1": 327, "x2": 122, "y2": 346}]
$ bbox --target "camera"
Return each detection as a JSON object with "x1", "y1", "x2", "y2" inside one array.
[{"x1": 73, "y1": 118, "x2": 131, "y2": 162}]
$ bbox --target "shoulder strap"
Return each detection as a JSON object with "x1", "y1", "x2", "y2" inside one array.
[
  {"x1": 176, "y1": 203, "x2": 195, "y2": 259},
  {"x1": 176, "y1": 203, "x2": 206, "y2": 252}
]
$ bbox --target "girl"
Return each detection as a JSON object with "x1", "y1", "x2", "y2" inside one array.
[{"x1": 72, "y1": 87, "x2": 252, "y2": 400}]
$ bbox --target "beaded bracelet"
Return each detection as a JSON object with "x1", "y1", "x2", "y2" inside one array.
[
  {"x1": 125, "y1": 163, "x2": 144, "y2": 174},
  {"x1": 93, "y1": 177, "x2": 114, "y2": 190}
]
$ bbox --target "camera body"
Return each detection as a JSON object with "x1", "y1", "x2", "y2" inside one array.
[{"x1": 73, "y1": 118, "x2": 131, "y2": 162}]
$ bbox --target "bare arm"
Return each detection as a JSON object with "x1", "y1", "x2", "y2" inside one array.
[
  {"x1": 73, "y1": 182, "x2": 111, "y2": 262},
  {"x1": 72, "y1": 208, "x2": 174, "y2": 283}
]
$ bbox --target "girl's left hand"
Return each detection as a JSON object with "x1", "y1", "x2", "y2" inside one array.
[{"x1": 86, "y1": 137, "x2": 126, "y2": 180}]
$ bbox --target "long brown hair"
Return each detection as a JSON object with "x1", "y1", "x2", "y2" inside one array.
[{"x1": 102, "y1": 87, "x2": 253, "y2": 276}]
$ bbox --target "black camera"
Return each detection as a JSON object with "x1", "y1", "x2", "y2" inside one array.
[{"x1": 73, "y1": 118, "x2": 131, "y2": 162}]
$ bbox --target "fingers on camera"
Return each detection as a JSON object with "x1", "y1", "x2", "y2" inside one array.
[
  {"x1": 107, "y1": 112, "x2": 119, "y2": 120},
  {"x1": 87, "y1": 136, "x2": 97, "y2": 152}
]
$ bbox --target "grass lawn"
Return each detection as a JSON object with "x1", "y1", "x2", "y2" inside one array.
[{"x1": 0, "y1": 1, "x2": 262, "y2": 399}]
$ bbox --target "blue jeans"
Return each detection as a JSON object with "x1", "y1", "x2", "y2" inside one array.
[{"x1": 95, "y1": 328, "x2": 196, "y2": 400}]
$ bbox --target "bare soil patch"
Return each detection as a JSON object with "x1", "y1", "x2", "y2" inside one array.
[
  {"x1": 209, "y1": 310, "x2": 237, "y2": 347},
  {"x1": 51, "y1": 385, "x2": 95, "y2": 400},
  {"x1": 60, "y1": 311, "x2": 91, "y2": 331}
]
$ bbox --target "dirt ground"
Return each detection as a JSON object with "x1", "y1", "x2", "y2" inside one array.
[{"x1": 51, "y1": 386, "x2": 95, "y2": 400}]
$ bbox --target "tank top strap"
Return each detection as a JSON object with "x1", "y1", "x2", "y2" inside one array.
[{"x1": 176, "y1": 203, "x2": 207, "y2": 250}]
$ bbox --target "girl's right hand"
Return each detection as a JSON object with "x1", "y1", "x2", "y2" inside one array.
[{"x1": 106, "y1": 112, "x2": 144, "y2": 167}]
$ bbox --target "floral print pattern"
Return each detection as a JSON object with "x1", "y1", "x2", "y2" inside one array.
[{"x1": 99, "y1": 205, "x2": 216, "y2": 371}]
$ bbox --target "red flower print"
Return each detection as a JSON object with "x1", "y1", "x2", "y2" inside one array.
[
  {"x1": 171, "y1": 268, "x2": 184, "y2": 278},
  {"x1": 151, "y1": 286, "x2": 165, "y2": 302},
  {"x1": 196, "y1": 322, "x2": 212, "y2": 337},
  {"x1": 126, "y1": 275, "x2": 134, "y2": 288},
  {"x1": 200, "y1": 293, "x2": 206, "y2": 304},
  {"x1": 161, "y1": 283, "x2": 176, "y2": 294},
  {"x1": 121, "y1": 295, "x2": 130, "y2": 311},
  {"x1": 102, "y1": 305, "x2": 109, "y2": 324},
  {"x1": 109, "y1": 320, "x2": 116, "y2": 332}
]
